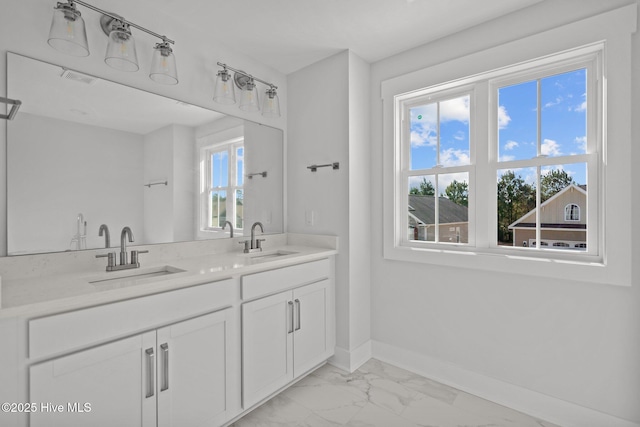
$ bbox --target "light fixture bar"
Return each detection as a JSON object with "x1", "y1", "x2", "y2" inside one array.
[
  {"x1": 217, "y1": 62, "x2": 277, "y2": 89},
  {"x1": 71, "y1": 0, "x2": 174, "y2": 44}
]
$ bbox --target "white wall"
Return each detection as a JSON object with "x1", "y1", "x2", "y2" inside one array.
[
  {"x1": 288, "y1": 50, "x2": 372, "y2": 370},
  {"x1": 8, "y1": 113, "x2": 143, "y2": 254},
  {"x1": 143, "y1": 125, "x2": 174, "y2": 244},
  {"x1": 0, "y1": 0, "x2": 286, "y2": 256},
  {"x1": 244, "y1": 121, "x2": 284, "y2": 234},
  {"x1": 370, "y1": 0, "x2": 640, "y2": 425}
]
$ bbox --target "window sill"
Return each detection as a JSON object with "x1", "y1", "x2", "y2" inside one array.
[{"x1": 384, "y1": 244, "x2": 629, "y2": 287}]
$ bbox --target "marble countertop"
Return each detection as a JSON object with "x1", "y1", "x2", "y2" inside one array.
[{"x1": 0, "y1": 234, "x2": 337, "y2": 319}]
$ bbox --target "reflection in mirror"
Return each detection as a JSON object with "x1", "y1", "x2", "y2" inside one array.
[{"x1": 6, "y1": 53, "x2": 283, "y2": 256}]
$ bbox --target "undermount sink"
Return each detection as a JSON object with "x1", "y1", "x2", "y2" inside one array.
[
  {"x1": 89, "y1": 265, "x2": 185, "y2": 286},
  {"x1": 245, "y1": 250, "x2": 298, "y2": 263}
]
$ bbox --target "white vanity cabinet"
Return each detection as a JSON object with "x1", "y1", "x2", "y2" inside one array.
[
  {"x1": 241, "y1": 259, "x2": 334, "y2": 408},
  {"x1": 26, "y1": 279, "x2": 237, "y2": 427},
  {"x1": 30, "y1": 309, "x2": 233, "y2": 427}
]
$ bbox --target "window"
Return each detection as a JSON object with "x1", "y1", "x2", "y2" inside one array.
[
  {"x1": 200, "y1": 137, "x2": 244, "y2": 233},
  {"x1": 392, "y1": 45, "x2": 601, "y2": 261},
  {"x1": 565, "y1": 204, "x2": 580, "y2": 221}
]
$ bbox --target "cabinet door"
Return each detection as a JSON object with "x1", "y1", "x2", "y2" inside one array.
[
  {"x1": 157, "y1": 309, "x2": 234, "y2": 427},
  {"x1": 242, "y1": 291, "x2": 293, "y2": 408},
  {"x1": 293, "y1": 279, "x2": 332, "y2": 376},
  {"x1": 29, "y1": 331, "x2": 156, "y2": 427}
]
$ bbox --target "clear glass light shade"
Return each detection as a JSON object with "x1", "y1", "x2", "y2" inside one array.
[
  {"x1": 238, "y1": 80, "x2": 260, "y2": 112},
  {"x1": 149, "y1": 43, "x2": 178, "y2": 85},
  {"x1": 47, "y1": 5, "x2": 89, "y2": 57},
  {"x1": 262, "y1": 88, "x2": 280, "y2": 118},
  {"x1": 213, "y1": 69, "x2": 236, "y2": 104},
  {"x1": 105, "y1": 23, "x2": 139, "y2": 72}
]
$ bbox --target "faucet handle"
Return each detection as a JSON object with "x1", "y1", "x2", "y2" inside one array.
[
  {"x1": 239, "y1": 240, "x2": 251, "y2": 253},
  {"x1": 131, "y1": 249, "x2": 149, "y2": 265},
  {"x1": 256, "y1": 238, "x2": 266, "y2": 251},
  {"x1": 96, "y1": 252, "x2": 117, "y2": 270}
]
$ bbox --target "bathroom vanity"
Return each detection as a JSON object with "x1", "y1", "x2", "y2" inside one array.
[{"x1": 0, "y1": 233, "x2": 337, "y2": 427}]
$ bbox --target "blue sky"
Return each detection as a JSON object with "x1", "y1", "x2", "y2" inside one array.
[{"x1": 409, "y1": 68, "x2": 588, "y2": 192}]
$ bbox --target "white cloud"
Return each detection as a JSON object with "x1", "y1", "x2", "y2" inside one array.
[
  {"x1": 410, "y1": 129, "x2": 437, "y2": 148},
  {"x1": 440, "y1": 96, "x2": 470, "y2": 123},
  {"x1": 440, "y1": 148, "x2": 470, "y2": 167},
  {"x1": 504, "y1": 140, "x2": 519, "y2": 151},
  {"x1": 498, "y1": 105, "x2": 511, "y2": 129},
  {"x1": 499, "y1": 154, "x2": 516, "y2": 162},
  {"x1": 574, "y1": 136, "x2": 587, "y2": 151},
  {"x1": 544, "y1": 96, "x2": 564, "y2": 109},
  {"x1": 541, "y1": 139, "x2": 562, "y2": 156}
]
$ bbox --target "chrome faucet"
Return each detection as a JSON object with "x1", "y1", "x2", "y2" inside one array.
[
  {"x1": 96, "y1": 226, "x2": 148, "y2": 272},
  {"x1": 98, "y1": 224, "x2": 110, "y2": 248},
  {"x1": 239, "y1": 221, "x2": 266, "y2": 253},
  {"x1": 120, "y1": 226, "x2": 134, "y2": 265},
  {"x1": 222, "y1": 220, "x2": 234, "y2": 237}
]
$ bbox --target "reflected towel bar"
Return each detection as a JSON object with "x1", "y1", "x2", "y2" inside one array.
[
  {"x1": 307, "y1": 162, "x2": 339, "y2": 172},
  {"x1": 247, "y1": 172, "x2": 267, "y2": 179},
  {"x1": 144, "y1": 181, "x2": 168, "y2": 188},
  {"x1": 1, "y1": 96, "x2": 22, "y2": 120}
]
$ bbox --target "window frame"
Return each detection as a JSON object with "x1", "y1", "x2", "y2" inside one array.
[
  {"x1": 393, "y1": 46, "x2": 602, "y2": 263},
  {"x1": 400, "y1": 86, "x2": 476, "y2": 247}
]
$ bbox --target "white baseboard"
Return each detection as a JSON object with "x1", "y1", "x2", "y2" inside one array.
[
  {"x1": 329, "y1": 340, "x2": 372, "y2": 373},
  {"x1": 372, "y1": 340, "x2": 639, "y2": 427}
]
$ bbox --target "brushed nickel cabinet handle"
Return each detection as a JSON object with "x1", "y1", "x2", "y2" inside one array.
[
  {"x1": 295, "y1": 299, "x2": 301, "y2": 331},
  {"x1": 288, "y1": 301, "x2": 294, "y2": 334},
  {"x1": 145, "y1": 348, "x2": 155, "y2": 398},
  {"x1": 160, "y1": 343, "x2": 169, "y2": 392}
]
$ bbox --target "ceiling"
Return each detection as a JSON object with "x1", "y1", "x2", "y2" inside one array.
[{"x1": 150, "y1": 0, "x2": 545, "y2": 75}]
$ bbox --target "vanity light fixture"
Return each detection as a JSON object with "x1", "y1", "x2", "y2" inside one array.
[
  {"x1": 47, "y1": 0, "x2": 178, "y2": 84},
  {"x1": 214, "y1": 62, "x2": 280, "y2": 118}
]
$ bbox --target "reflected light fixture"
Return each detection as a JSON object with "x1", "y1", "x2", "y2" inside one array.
[
  {"x1": 47, "y1": 0, "x2": 178, "y2": 84},
  {"x1": 214, "y1": 62, "x2": 280, "y2": 118}
]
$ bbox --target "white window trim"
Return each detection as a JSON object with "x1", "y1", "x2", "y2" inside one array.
[{"x1": 381, "y1": 4, "x2": 635, "y2": 287}]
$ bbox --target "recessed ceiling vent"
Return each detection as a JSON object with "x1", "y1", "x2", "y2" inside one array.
[{"x1": 60, "y1": 68, "x2": 99, "y2": 86}]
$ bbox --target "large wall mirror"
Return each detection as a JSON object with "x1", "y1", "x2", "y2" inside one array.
[{"x1": 6, "y1": 53, "x2": 284, "y2": 256}]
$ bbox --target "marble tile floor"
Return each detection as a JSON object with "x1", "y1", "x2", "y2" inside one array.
[{"x1": 231, "y1": 359, "x2": 561, "y2": 427}]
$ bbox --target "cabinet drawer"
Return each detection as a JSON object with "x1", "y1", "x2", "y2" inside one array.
[
  {"x1": 28, "y1": 278, "x2": 235, "y2": 359},
  {"x1": 241, "y1": 258, "x2": 330, "y2": 300}
]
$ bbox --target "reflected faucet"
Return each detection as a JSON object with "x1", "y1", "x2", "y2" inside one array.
[
  {"x1": 222, "y1": 220, "x2": 234, "y2": 237},
  {"x1": 120, "y1": 226, "x2": 134, "y2": 265},
  {"x1": 98, "y1": 224, "x2": 110, "y2": 248}
]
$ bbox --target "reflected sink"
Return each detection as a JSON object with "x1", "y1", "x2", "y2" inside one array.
[
  {"x1": 89, "y1": 265, "x2": 185, "y2": 286},
  {"x1": 245, "y1": 250, "x2": 298, "y2": 264}
]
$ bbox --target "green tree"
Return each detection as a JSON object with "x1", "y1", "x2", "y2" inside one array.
[
  {"x1": 409, "y1": 178, "x2": 435, "y2": 196},
  {"x1": 541, "y1": 169, "x2": 574, "y2": 202},
  {"x1": 497, "y1": 171, "x2": 535, "y2": 243},
  {"x1": 444, "y1": 180, "x2": 468, "y2": 207}
]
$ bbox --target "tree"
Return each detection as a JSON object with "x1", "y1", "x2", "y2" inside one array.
[
  {"x1": 540, "y1": 169, "x2": 574, "y2": 201},
  {"x1": 497, "y1": 171, "x2": 535, "y2": 243},
  {"x1": 409, "y1": 178, "x2": 435, "y2": 196},
  {"x1": 444, "y1": 180, "x2": 468, "y2": 207}
]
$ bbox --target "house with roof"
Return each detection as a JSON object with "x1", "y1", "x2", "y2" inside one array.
[
  {"x1": 408, "y1": 195, "x2": 469, "y2": 243},
  {"x1": 508, "y1": 184, "x2": 587, "y2": 250}
]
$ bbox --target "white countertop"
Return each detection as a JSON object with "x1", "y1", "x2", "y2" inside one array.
[{"x1": 0, "y1": 234, "x2": 337, "y2": 319}]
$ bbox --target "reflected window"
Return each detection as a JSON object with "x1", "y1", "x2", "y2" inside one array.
[{"x1": 201, "y1": 137, "x2": 244, "y2": 231}]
